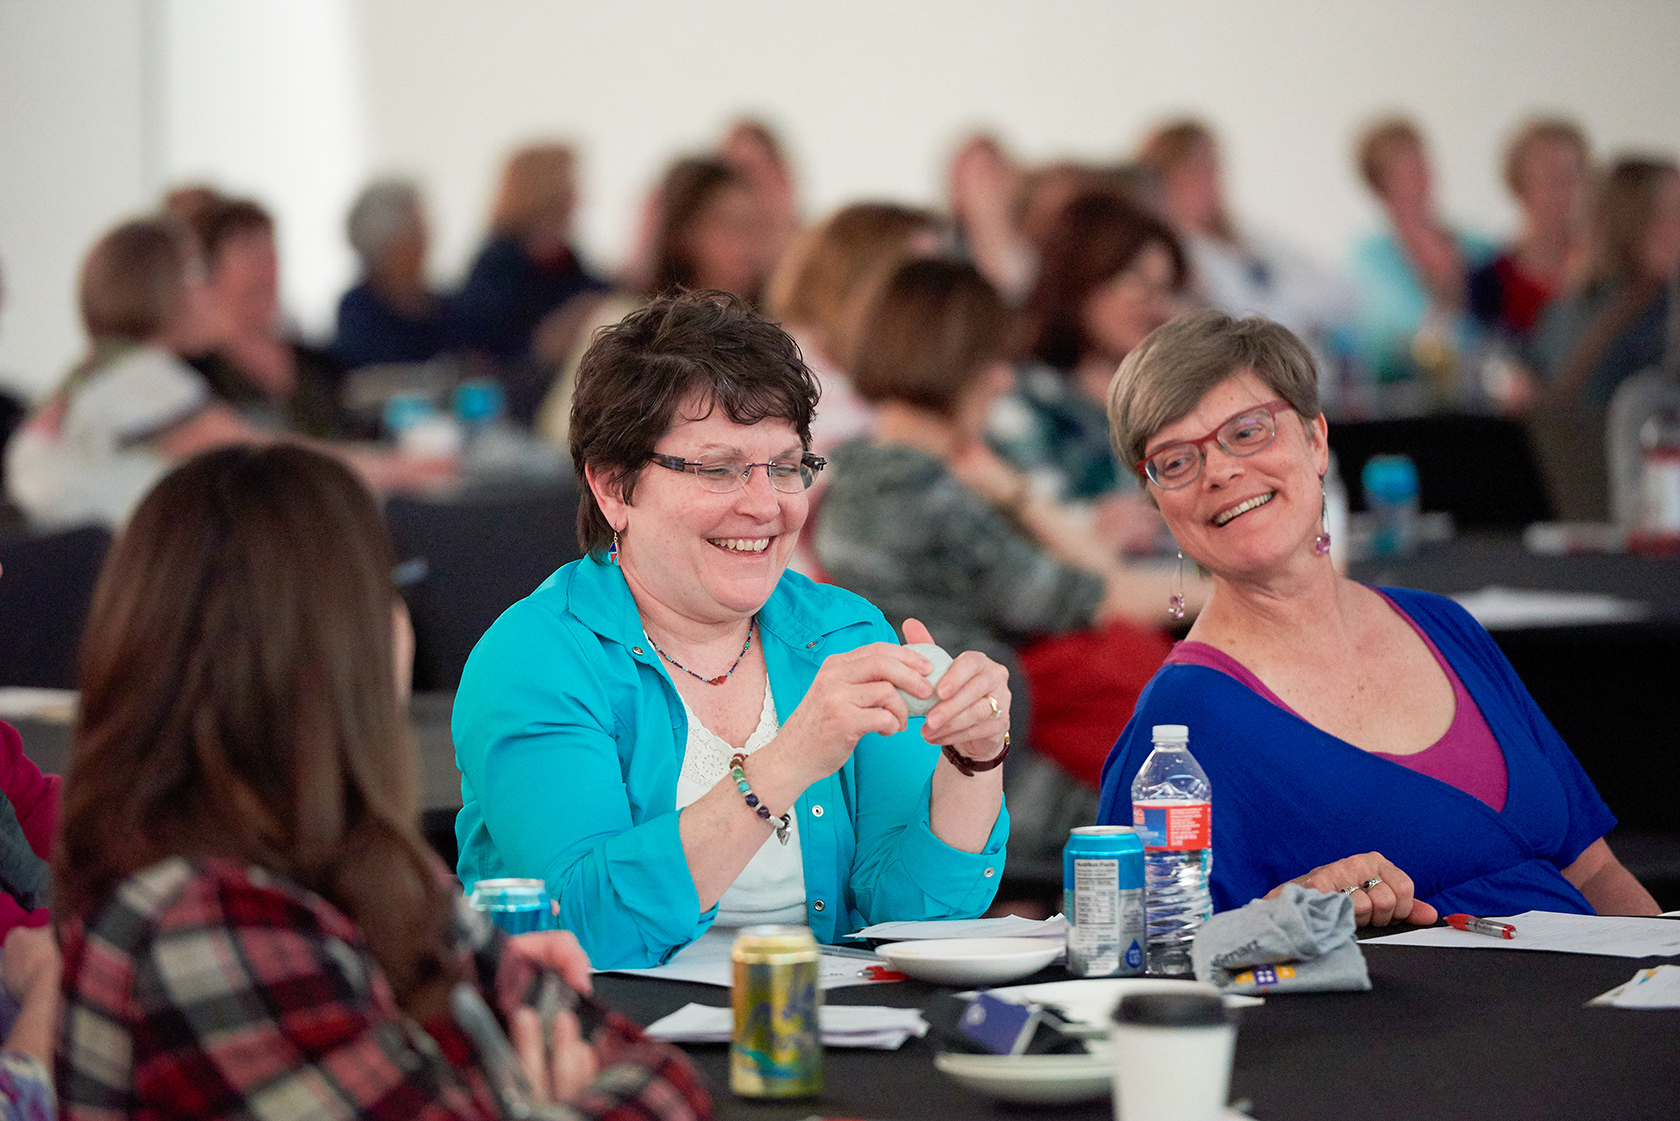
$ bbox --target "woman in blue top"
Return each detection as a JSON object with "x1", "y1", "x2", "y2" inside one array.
[
  {"x1": 1096, "y1": 309, "x2": 1656, "y2": 924},
  {"x1": 454, "y1": 293, "x2": 1011, "y2": 968}
]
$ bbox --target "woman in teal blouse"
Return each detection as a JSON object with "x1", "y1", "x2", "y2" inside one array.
[{"x1": 453, "y1": 293, "x2": 1011, "y2": 968}]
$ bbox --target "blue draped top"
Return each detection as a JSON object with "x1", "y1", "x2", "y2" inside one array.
[{"x1": 1096, "y1": 587, "x2": 1615, "y2": 915}]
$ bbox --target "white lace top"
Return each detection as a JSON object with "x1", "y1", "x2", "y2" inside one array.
[{"x1": 673, "y1": 681, "x2": 807, "y2": 926}]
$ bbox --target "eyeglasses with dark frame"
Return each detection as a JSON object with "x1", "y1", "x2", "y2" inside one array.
[
  {"x1": 646, "y1": 451, "x2": 827, "y2": 494},
  {"x1": 1136, "y1": 399, "x2": 1293, "y2": 490}
]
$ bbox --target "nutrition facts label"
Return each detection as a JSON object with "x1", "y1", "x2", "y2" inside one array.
[{"x1": 1074, "y1": 858, "x2": 1119, "y2": 928}]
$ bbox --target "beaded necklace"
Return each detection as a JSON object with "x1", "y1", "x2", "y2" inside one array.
[{"x1": 645, "y1": 616, "x2": 756, "y2": 686}]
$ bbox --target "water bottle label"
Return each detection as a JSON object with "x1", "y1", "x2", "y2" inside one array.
[{"x1": 1133, "y1": 802, "x2": 1211, "y2": 850}]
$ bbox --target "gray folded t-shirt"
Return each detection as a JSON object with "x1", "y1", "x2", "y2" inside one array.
[{"x1": 1191, "y1": 883, "x2": 1370, "y2": 994}]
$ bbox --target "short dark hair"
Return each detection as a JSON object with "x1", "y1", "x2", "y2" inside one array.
[
  {"x1": 569, "y1": 292, "x2": 818, "y2": 555},
  {"x1": 193, "y1": 197, "x2": 275, "y2": 269},
  {"x1": 850, "y1": 258, "x2": 1014, "y2": 417},
  {"x1": 79, "y1": 217, "x2": 194, "y2": 341},
  {"x1": 1026, "y1": 191, "x2": 1188, "y2": 370}
]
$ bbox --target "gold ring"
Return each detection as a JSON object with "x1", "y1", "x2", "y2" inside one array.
[{"x1": 986, "y1": 695, "x2": 1001, "y2": 719}]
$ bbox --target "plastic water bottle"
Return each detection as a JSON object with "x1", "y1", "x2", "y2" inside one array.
[
  {"x1": 1361, "y1": 454, "x2": 1420, "y2": 558},
  {"x1": 1131, "y1": 724, "x2": 1212, "y2": 976}
]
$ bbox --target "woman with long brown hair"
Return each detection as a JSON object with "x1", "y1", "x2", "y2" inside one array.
[{"x1": 53, "y1": 445, "x2": 708, "y2": 1120}]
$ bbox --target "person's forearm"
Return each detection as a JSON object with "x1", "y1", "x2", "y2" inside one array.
[
  {"x1": 928, "y1": 761, "x2": 1004, "y2": 854},
  {"x1": 1012, "y1": 495, "x2": 1111, "y2": 573},
  {"x1": 678, "y1": 738, "x2": 816, "y2": 910},
  {"x1": 4, "y1": 982, "x2": 57, "y2": 1070},
  {"x1": 1580, "y1": 861, "x2": 1660, "y2": 916}
]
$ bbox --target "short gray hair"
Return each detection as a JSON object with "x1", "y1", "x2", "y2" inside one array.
[
  {"x1": 346, "y1": 179, "x2": 422, "y2": 267},
  {"x1": 1108, "y1": 309, "x2": 1321, "y2": 485}
]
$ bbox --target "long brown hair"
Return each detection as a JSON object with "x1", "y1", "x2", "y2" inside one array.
[
  {"x1": 56, "y1": 445, "x2": 460, "y2": 1016},
  {"x1": 645, "y1": 156, "x2": 747, "y2": 299}
]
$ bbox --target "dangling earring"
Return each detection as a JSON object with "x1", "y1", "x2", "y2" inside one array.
[
  {"x1": 1168, "y1": 550, "x2": 1186, "y2": 620},
  {"x1": 608, "y1": 529, "x2": 621, "y2": 565},
  {"x1": 1314, "y1": 488, "x2": 1331, "y2": 557}
]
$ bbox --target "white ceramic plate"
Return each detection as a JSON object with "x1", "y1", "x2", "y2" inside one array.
[
  {"x1": 934, "y1": 1044, "x2": 1115, "y2": 1104},
  {"x1": 974, "y1": 977, "x2": 1263, "y2": 1037},
  {"x1": 873, "y1": 937, "x2": 1062, "y2": 986},
  {"x1": 934, "y1": 1050, "x2": 1255, "y2": 1113}
]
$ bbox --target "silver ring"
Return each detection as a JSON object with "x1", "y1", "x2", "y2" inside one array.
[{"x1": 1360, "y1": 876, "x2": 1382, "y2": 892}]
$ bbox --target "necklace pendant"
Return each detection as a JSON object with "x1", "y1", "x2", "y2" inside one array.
[{"x1": 704, "y1": 673, "x2": 728, "y2": 686}]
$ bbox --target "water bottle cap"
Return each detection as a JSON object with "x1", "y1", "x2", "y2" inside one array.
[
  {"x1": 452, "y1": 379, "x2": 506, "y2": 424},
  {"x1": 1151, "y1": 724, "x2": 1189, "y2": 744},
  {"x1": 1361, "y1": 454, "x2": 1420, "y2": 502},
  {"x1": 383, "y1": 394, "x2": 436, "y2": 435}
]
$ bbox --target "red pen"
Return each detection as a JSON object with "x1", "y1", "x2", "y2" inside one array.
[{"x1": 1445, "y1": 913, "x2": 1516, "y2": 939}]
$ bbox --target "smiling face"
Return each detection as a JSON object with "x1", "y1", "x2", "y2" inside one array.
[
  {"x1": 1147, "y1": 371, "x2": 1329, "y2": 581},
  {"x1": 592, "y1": 397, "x2": 808, "y2": 626}
]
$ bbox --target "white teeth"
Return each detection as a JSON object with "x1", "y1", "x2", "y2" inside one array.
[
  {"x1": 1213, "y1": 493, "x2": 1274, "y2": 527},
  {"x1": 714, "y1": 538, "x2": 770, "y2": 553}
]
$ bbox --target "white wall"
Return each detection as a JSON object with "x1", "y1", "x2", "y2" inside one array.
[
  {"x1": 0, "y1": 0, "x2": 366, "y2": 398},
  {"x1": 4, "y1": 0, "x2": 1679, "y2": 398},
  {"x1": 162, "y1": 0, "x2": 368, "y2": 340},
  {"x1": 357, "y1": 0, "x2": 1680, "y2": 283},
  {"x1": 0, "y1": 0, "x2": 151, "y2": 396}
]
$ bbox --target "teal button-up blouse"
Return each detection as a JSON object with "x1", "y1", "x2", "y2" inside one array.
[{"x1": 453, "y1": 553, "x2": 1009, "y2": 968}]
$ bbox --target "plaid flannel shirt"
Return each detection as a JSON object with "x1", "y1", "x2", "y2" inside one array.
[{"x1": 58, "y1": 857, "x2": 710, "y2": 1121}]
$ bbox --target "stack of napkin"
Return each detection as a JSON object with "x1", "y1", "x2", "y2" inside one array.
[
  {"x1": 1191, "y1": 883, "x2": 1371, "y2": 994},
  {"x1": 646, "y1": 1003, "x2": 930, "y2": 1049}
]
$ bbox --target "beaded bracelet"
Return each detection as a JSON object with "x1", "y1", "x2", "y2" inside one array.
[{"x1": 730, "y1": 753, "x2": 792, "y2": 845}]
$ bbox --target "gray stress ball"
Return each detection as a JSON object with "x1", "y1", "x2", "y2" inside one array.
[{"x1": 898, "y1": 643, "x2": 954, "y2": 718}]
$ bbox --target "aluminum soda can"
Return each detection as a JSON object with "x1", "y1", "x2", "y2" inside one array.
[
  {"x1": 1064, "y1": 825, "x2": 1146, "y2": 977},
  {"x1": 468, "y1": 878, "x2": 552, "y2": 935},
  {"x1": 730, "y1": 924, "x2": 822, "y2": 1098}
]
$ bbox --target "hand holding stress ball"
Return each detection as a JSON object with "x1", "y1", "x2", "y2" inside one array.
[{"x1": 896, "y1": 620, "x2": 1010, "y2": 771}]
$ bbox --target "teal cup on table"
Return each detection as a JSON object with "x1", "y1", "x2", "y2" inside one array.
[{"x1": 469, "y1": 877, "x2": 555, "y2": 934}]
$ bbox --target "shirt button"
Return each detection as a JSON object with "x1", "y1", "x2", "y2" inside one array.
[
  {"x1": 811, "y1": 805, "x2": 823, "y2": 817},
  {"x1": 984, "y1": 867, "x2": 995, "y2": 878},
  {"x1": 632, "y1": 646, "x2": 644, "y2": 656},
  {"x1": 813, "y1": 900, "x2": 825, "y2": 912},
  {"x1": 806, "y1": 640, "x2": 818, "y2": 649}
]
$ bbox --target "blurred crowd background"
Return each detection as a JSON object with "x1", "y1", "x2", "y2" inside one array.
[{"x1": 3, "y1": 0, "x2": 1678, "y2": 397}]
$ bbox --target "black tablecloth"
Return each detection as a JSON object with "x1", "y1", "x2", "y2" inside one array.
[
  {"x1": 1327, "y1": 413, "x2": 1552, "y2": 529},
  {"x1": 596, "y1": 939, "x2": 1680, "y2": 1121}
]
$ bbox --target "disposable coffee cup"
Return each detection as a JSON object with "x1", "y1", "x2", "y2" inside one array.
[{"x1": 1111, "y1": 992, "x2": 1234, "y2": 1121}]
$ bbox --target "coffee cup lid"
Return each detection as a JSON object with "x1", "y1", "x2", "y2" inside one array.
[{"x1": 1113, "y1": 991, "x2": 1229, "y2": 1027}]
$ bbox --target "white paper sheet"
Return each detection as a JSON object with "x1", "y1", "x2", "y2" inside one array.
[
  {"x1": 0, "y1": 687, "x2": 76, "y2": 722},
  {"x1": 646, "y1": 1002, "x2": 929, "y2": 1049},
  {"x1": 850, "y1": 914, "x2": 1069, "y2": 942},
  {"x1": 1449, "y1": 586, "x2": 1647, "y2": 630},
  {"x1": 1588, "y1": 965, "x2": 1680, "y2": 1008},
  {"x1": 1363, "y1": 911, "x2": 1680, "y2": 958},
  {"x1": 603, "y1": 928, "x2": 903, "y2": 989}
]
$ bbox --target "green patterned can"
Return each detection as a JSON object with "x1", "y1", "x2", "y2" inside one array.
[{"x1": 730, "y1": 924, "x2": 822, "y2": 1098}]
